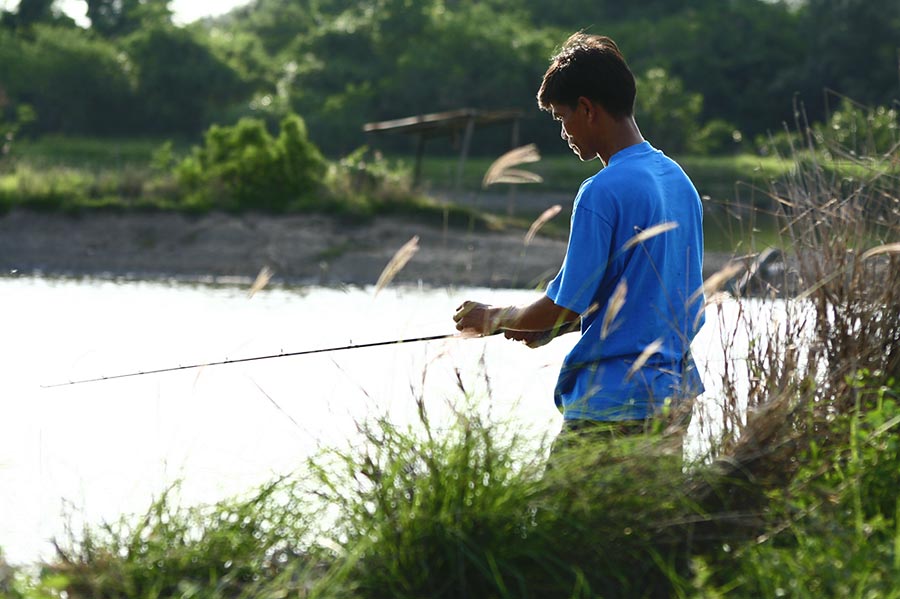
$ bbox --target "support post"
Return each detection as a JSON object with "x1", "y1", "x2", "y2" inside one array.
[
  {"x1": 413, "y1": 133, "x2": 427, "y2": 189},
  {"x1": 454, "y1": 117, "x2": 475, "y2": 193}
]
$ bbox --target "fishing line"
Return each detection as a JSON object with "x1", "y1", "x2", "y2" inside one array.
[{"x1": 42, "y1": 332, "x2": 482, "y2": 388}]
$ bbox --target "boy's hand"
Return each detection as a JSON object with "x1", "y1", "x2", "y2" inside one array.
[{"x1": 453, "y1": 301, "x2": 500, "y2": 336}]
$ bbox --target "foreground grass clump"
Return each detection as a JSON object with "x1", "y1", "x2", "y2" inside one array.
[
  {"x1": 4, "y1": 406, "x2": 702, "y2": 598},
  {"x1": 4, "y1": 380, "x2": 899, "y2": 598},
  {"x1": 13, "y1": 482, "x2": 327, "y2": 599},
  {"x1": 711, "y1": 386, "x2": 900, "y2": 597},
  {"x1": 313, "y1": 405, "x2": 701, "y2": 598}
]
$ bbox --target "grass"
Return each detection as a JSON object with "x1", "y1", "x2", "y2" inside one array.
[
  {"x1": 11, "y1": 136, "x2": 187, "y2": 169},
  {"x1": 2, "y1": 123, "x2": 899, "y2": 596},
  {"x1": 403, "y1": 151, "x2": 794, "y2": 199}
]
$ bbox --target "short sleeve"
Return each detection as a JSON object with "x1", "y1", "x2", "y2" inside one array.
[{"x1": 546, "y1": 203, "x2": 613, "y2": 315}]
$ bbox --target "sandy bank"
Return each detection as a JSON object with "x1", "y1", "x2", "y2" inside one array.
[{"x1": 0, "y1": 210, "x2": 734, "y2": 289}]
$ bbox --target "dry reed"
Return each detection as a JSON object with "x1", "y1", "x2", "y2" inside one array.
[
  {"x1": 689, "y1": 109, "x2": 900, "y2": 525},
  {"x1": 481, "y1": 143, "x2": 543, "y2": 188},
  {"x1": 374, "y1": 235, "x2": 419, "y2": 295},
  {"x1": 524, "y1": 204, "x2": 562, "y2": 245}
]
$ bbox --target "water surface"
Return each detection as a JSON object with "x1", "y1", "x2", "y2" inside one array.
[{"x1": 1, "y1": 277, "x2": 575, "y2": 564}]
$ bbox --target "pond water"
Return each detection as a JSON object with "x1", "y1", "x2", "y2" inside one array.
[{"x1": 1, "y1": 275, "x2": 758, "y2": 566}]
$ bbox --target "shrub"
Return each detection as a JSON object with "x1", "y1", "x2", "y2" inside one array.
[
  {"x1": 814, "y1": 97, "x2": 900, "y2": 157},
  {"x1": 176, "y1": 114, "x2": 327, "y2": 212}
]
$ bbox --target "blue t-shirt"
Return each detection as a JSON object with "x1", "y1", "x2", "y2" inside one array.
[{"x1": 546, "y1": 141, "x2": 705, "y2": 421}]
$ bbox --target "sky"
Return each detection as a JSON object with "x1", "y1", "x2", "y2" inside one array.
[{"x1": 2, "y1": 0, "x2": 254, "y2": 26}]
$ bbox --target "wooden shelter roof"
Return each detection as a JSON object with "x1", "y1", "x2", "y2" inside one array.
[
  {"x1": 363, "y1": 108, "x2": 525, "y2": 190},
  {"x1": 363, "y1": 108, "x2": 523, "y2": 137}
]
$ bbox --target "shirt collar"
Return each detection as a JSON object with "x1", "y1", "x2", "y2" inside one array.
[{"x1": 607, "y1": 141, "x2": 652, "y2": 166}]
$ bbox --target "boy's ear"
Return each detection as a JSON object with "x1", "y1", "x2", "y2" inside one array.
[
  {"x1": 578, "y1": 96, "x2": 603, "y2": 123},
  {"x1": 577, "y1": 96, "x2": 593, "y2": 118}
]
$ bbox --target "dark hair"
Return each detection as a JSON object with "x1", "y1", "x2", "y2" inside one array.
[{"x1": 537, "y1": 33, "x2": 636, "y2": 119}]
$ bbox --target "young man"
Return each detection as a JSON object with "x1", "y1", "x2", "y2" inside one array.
[{"x1": 453, "y1": 34, "x2": 705, "y2": 435}]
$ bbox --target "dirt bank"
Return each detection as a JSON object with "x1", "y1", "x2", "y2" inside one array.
[{"x1": 0, "y1": 209, "x2": 733, "y2": 288}]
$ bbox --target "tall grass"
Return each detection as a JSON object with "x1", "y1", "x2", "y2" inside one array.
[{"x1": 685, "y1": 111, "x2": 900, "y2": 594}]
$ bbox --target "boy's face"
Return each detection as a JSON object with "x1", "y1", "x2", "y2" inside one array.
[{"x1": 550, "y1": 98, "x2": 598, "y2": 162}]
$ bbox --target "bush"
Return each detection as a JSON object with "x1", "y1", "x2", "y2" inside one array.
[
  {"x1": 176, "y1": 114, "x2": 327, "y2": 212},
  {"x1": 814, "y1": 97, "x2": 899, "y2": 157},
  {"x1": 699, "y1": 379, "x2": 900, "y2": 597},
  {"x1": 694, "y1": 118, "x2": 745, "y2": 155}
]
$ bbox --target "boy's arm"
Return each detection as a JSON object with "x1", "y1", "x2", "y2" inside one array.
[{"x1": 453, "y1": 295, "x2": 580, "y2": 337}]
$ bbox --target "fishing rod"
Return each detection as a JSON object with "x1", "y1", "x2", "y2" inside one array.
[{"x1": 43, "y1": 332, "x2": 481, "y2": 388}]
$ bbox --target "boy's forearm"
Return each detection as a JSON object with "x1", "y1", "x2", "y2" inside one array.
[{"x1": 492, "y1": 296, "x2": 579, "y2": 333}]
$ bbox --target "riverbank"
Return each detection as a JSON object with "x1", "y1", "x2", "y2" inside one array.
[{"x1": 0, "y1": 209, "x2": 736, "y2": 289}]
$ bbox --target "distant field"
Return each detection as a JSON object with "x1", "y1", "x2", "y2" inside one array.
[
  {"x1": 11, "y1": 136, "x2": 188, "y2": 168},
  {"x1": 14, "y1": 137, "x2": 791, "y2": 199},
  {"x1": 12, "y1": 136, "x2": 791, "y2": 201},
  {"x1": 402, "y1": 151, "x2": 794, "y2": 200}
]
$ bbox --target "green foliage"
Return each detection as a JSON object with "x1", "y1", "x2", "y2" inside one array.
[
  {"x1": 814, "y1": 98, "x2": 900, "y2": 157},
  {"x1": 176, "y1": 114, "x2": 329, "y2": 212},
  {"x1": 285, "y1": 0, "x2": 554, "y2": 154},
  {"x1": 0, "y1": 99, "x2": 36, "y2": 162},
  {"x1": 11, "y1": 0, "x2": 54, "y2": 28},
  {"x1": 699, "y1": 381, "x2": 900, "y2": 597},
  {"x1": 43, "y1": 482, "x2": 323, "y2": 599},
  {"x1": 637, "y1": 1, "x2": 804, "y2": 139},
  {"x1": 694, "y1": 119, "x2": 746, "y2": 156},
  {"x1": 11, "y1": 374, "x2": 900, "y2": 598},
  {"x1": 2, "y1": 134, "x2": 473, "y2": 219},
  {"x1": 87, "y1": 0, "x2": 173, "y2": 37},
  {"x1": 21, "y1": 399, "x2": 701, "y2": 599},
  {"x1": 791, "y1": 0, "x2": 900, "y2": 125},
  {"x1": 316, "y1": 406, "x2": 548, "y2": 598},
  {"x1": 635, "y1": 67, "x2": 705, "y2": 155},
  {"x1": 123, "y1": 24, "x2": 250, "y2": 135},
  {"x1": 0, "y1": 25, "x2": 134, "y2": 135},
  {"x1": 1, "y1": 0, "x2": 898, "y2": 153}
]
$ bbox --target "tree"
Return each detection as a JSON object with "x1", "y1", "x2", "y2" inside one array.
[
  {"x1": 630, "y1": 1, "x2": 803, "y2": 140},
  {"x1": 791, "y1": 0, "x2": 900, "y2": 123},
  {"x1": 16, "y1": 0, "x2": 55, "y2": 26},
  {"x1": 0, "y1": 25, "x2": 134, "y2": 134},
  {"x1": 86, "y1": 0, "x2": 171, "y2": 37},
  {"x1": 634, "y1": 68, "x2": 705, "y2": 155},
  {"x1": 124, "y1": 24, "x2": 250, "y2": 134},
  {"x1": 285, "y1": 0, "x2": 553, "y2": 153},
  {"x1": 2, "y1": 0, "x2": 74, "y2": 29}
]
